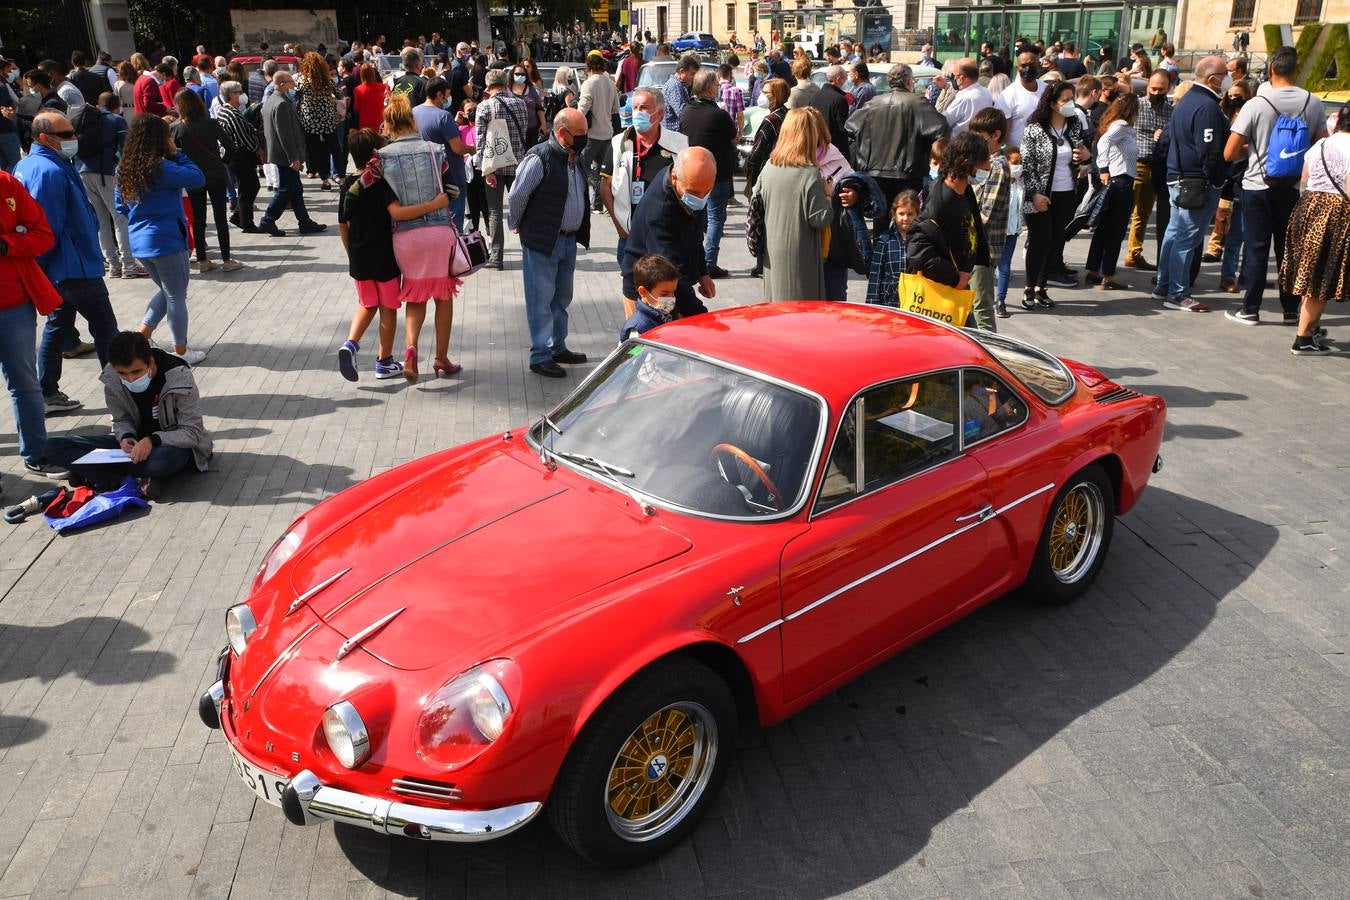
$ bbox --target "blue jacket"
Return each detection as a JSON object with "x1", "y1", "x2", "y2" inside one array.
[
  {"x1": 619, "y1": 301, "x2": 671, "y2": 342},
  {"x1": 1165, "y1": 84, "x2": 1230, "y2": 186},
  {"x1": 13, "y1": 145, "x2": 103, "y2": 284},
  {"x1": 115, "y1": 152, "x2": 206, "y2": 259}
]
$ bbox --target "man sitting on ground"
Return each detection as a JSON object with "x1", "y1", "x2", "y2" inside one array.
[{"x1": 45, "y1": 331, "x2": 213, "y2": 495}]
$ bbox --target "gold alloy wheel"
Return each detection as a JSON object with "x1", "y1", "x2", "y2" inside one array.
[
  {"x1": 1049, "y1": 482, "x2": 1106, "y2": 584},
  {"x1": 604, "y1": 701, "x2": 717, "y2": 841}
]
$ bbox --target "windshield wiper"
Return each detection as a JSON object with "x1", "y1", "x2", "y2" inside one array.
[
  {"x1": 536, "y1": 413, "x2": 564, "y2": 467},
  {"x1": 555, "y1": 451, "x2": 653, "y2": 515}
]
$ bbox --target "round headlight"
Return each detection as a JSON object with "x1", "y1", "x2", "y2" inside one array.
[
  {"x1": 414, "y1": 660, "x2": 518, "y2": 769},
  {"x1": 322, "y1": 700, "x2": 370, "y2": 768},
  {"x1": 225, "y1": 604, "x2": 257, "y2": 655},
  {"x1": 254, "y1": 522, "x2": 305, "y2": 590}
]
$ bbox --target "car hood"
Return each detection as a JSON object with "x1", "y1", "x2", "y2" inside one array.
[{"x1": 287, "y1": 451, "x2": 693, "y2": 670}]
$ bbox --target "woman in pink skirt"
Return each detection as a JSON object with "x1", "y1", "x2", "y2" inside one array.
[{"x1": 378, "y1": 94, "x2": 462, "y2": 383}]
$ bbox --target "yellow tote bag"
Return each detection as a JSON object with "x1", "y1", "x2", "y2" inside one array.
[{"x1": 898, "y1": 271, "x2": 975, "y2": 326}]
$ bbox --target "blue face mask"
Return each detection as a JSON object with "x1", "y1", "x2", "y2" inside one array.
[
  {"x1": 631, "y1": 110, "x2": 652, "y2": 132},
  {"x1": 929, "y1": 164, "x2": 940, "y2": 181},
  {"x1": 122, "y1": 373, "x2": 152, "y2": 393},
  {"x1": 679, "y1": 189, "x2": 708, "y2": 213}
]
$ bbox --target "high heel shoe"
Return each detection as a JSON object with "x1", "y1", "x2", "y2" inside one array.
[
  {"x1": 404, "y1": 347, "x2": 419, "y2": 384},
  {"x1": 433, "y1": 357, "x2": 462, "y2": 377}
]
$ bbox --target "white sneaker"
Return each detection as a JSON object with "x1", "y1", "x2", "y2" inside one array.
[
  {"x1": 173, "y1": 348, "x2": 208, "y2": 366},
  {"x1": 220, "y1": 259, "x2": 245, "y2": 272}
]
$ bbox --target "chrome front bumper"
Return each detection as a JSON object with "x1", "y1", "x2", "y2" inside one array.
[
  {"x1": 199, "y1": 675, "x2": 541, "y2": 843},
  {"x1": 282, "y1": 770, "x2": 543, "y2": 842}
]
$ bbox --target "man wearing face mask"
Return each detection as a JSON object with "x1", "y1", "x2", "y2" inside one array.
[
  {"x1": 599, "y1": 86, "x2": 688, "y2": 269},
  {"x1": 849, "y1": 63, "x2": 875, "y2": 111},
  {"x1": 1151, "y1": 57, "x2": 1231, "y2": 313},
  {"x1": 621, "y1": 146, "x2": 716, "y2": 322},
  {"x1": 994, "y1": 50, "x2": 1046, "y2": 148},
  {"x1": 259, "y1": 72, "x2": 326, "y2": 236},
  {"x1": 1124, "y1": 72, "x2": 1174, "y2": 270},
  {"x1": 0, "y1": 58, "x2": 22, "y2": 173},
  {"x1": 449, "y1": 43, "x2": 473, "y2": 110},
  {"x1": 45, "y1": 331, "x2": 212, "y2": 495},
  {"x1": 15, "y1": 111, "x2": 119, "y2": 417},
  {"x1": 941, "y1": 58, "x2": 994, "y2": 137},
  {"x1": 414, "y1": 78, "x2": 471, "y2": 230},
  {"x1": 507, "y1": 108, "x2": 592, "y2": 379}
]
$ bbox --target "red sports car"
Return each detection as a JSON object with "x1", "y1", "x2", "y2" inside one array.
[{"x1": 200, "y1": 303, "x2": 1165, "y2": 866}]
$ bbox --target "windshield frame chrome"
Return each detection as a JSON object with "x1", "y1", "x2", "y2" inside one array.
[{"x1": 525, "y1": 339, "x2": 830, "y2": 523}]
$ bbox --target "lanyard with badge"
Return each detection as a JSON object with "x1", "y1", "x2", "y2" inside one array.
[{"x1": 631, "y1": 130, "x2": 653, "y2": 208}]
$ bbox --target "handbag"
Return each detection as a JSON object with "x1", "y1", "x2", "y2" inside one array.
[
  {"x1": 1175, "y1": 177, "x2": 1209, "y2": 210},
  {"x1": 480, "y1": 97, "x2": 521, "y2": 176},
  {"x1": 448, "y1": 218, "x2": 490, "y2": 276},
  {"x1": 1066, "y1": 179, "x2": 1109, "y2": 239},
  {"x1": 898, "y1": 271, "x2": 975, "y2": 326},
  {"x1": 746, "y1": 189, "x2": 766, "y2": 259}
]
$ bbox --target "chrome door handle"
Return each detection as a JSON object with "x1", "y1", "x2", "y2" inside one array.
[{"x1": 955, "y1": 504, "x2": 993, "y2": 523}]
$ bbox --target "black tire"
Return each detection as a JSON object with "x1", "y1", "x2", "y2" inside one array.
[
  {"x1": 547, "y1": 656, "x2": 736, "y2": 867},
  {"x1": 1024, "y1": 464, "x2": 1115, "y2": 605}
]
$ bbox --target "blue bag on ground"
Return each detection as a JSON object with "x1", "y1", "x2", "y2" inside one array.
[{"x1": 45, "y1": 477, "x2": 148, "y2": 534}]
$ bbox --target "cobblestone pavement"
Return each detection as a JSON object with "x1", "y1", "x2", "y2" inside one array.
[{"x1": 0, "y1": 179, "x2": 1347, "y2": 899}]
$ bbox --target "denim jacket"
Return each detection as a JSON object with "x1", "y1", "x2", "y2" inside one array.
[{"x1": 376, "y1": 136, "x2": 450, "y2": 231}]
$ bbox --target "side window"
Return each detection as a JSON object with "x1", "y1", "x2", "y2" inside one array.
[
  {"x1": 817, "y1": 400, "x2": 859, "y2": 513},
  {"x1": 861, "y1": 373, "x2": 960, "y2": 490},
  {"x1": 814, "y1": 373, "x2": 961, "y2": 515},
  {"x1": 961, "y1": 369, "x2": 1029, "y2": 445}
]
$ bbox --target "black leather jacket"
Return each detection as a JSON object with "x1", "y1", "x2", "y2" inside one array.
[{"x1": 844, "y1": 90, "x2": 949, "y2": 182}]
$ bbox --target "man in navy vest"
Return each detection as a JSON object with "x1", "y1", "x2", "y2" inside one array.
[{"x1": 507, "y1": 107, "x2": 592, "y2": 378}]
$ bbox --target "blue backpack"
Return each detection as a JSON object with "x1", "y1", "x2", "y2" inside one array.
[{"x1": 1262, "y1": 94, "x2": 1312, "y2": 186}]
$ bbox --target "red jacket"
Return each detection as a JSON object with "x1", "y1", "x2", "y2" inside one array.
[
  {"x1": 134, "y1": 73, "x2": 168, "y2": 116},
  {"x1": 0, "y1": 173, "x2": 63, "y2": 315}
]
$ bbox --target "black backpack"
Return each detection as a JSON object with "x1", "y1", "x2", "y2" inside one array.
[{"x1": 70, "y1": 104, "x2": 110, "y2": 160}]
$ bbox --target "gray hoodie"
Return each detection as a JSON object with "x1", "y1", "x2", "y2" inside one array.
[{"x1": 99, "y1": 352, "x2": 213, "y2": 471}]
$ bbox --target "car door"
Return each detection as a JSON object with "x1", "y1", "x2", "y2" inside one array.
[
  {"x1": 779, "y1": 371, "x2": 997, "y2": 702},
  {"x1": 960, "y1": 367, "x2": 1059, "y2": 595}
]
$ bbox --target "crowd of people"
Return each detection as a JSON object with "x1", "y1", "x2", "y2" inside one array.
[{"x1": 0, "y1": 28, "x2": 1347, "y2": 504}]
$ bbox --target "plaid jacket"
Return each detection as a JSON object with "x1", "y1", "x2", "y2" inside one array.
[
  {"x1": 717, "y1": 80, "x2": 744, "y2": 136},
  {"x1": 866, "y1": 223, "x2": 908, "y2": 305},
  {"x1": 975, "y1": 153, "x2": 1012, "y2": 257}
]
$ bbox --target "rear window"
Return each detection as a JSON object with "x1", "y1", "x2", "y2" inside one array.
[{"x1": 964, "y1": 330, "x2": 1075, "y2": 405}]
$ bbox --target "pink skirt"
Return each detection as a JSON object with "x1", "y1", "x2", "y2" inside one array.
[{"x1": 392, "y1": 225, "x2": 463, "y2": 303}]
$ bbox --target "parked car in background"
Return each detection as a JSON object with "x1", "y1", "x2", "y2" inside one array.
[
  {"x1": 670, "y1": 32, "x2": 719, "y2": 53},
  {"x1": 636, "y1": 59, "x2": 721, "y2": 90},
  {"x1": 200, "y1": 303, "x2": 1165, "y2": 867},
  {"x1": 232, "y1": 55, "x2": 298, "y2": 78}
]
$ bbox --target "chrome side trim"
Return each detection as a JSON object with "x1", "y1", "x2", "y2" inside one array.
[
  {"x1": 735, "y1": 618, "x2": 785, "y2": 645},
  {"x1": 335, "y1": 607, "x2": 406, "y2": 660},
  {"x1": 250, "y1": 623, "x2": 321, "y2": 697},
  {"x1": 283, "y1": 768, "x2": 542, "y2": 842},
  {"x1": 736, "y1": 481, "x2": 1056, "y2": 644},
  {"x1": 287, "y1": 567, "x2": 352, "y2": 616}
]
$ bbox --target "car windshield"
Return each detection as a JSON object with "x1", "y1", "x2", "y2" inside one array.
[
  {"x1": 964, "y1": 330, "x2": 1075, "y2": 405},
  {"x1": 531, "y1": 344, "x2": 824, "y2": 519}
]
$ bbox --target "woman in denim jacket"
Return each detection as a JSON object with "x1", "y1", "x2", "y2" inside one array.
[{"x1": 379, "y1": 94, "x2": 462, "y2": 382}]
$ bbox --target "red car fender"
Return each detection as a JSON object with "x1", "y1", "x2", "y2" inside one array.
[{"x1": 564, "y1": 629, "x2": 763, "y2": 743}]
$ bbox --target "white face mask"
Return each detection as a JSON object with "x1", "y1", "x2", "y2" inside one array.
[
  {"x1": 973, "y1": 168, "x2": 991, "y2": 185},
  {"x1": 1059, "y1": 101, "x2": 1077, "y2": 118},
  {"x1": 1009, "y1": 164, "x2": 1024, "y2": 180},
  {"x1": 1219, "y1": 73, "x2": 1233, "y2": 92},
  {"x1": 755, "y1": 92, "x2": 770, "y2": 108},
  {"x1": 650, "y1": 294, "x2": 677, "y2": 314}
]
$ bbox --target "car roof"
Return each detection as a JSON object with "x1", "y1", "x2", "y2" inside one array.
[{"x1": 647, "y1": 302, "x2": 991, "y2": 405}]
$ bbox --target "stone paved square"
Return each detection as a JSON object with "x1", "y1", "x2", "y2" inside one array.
[{"x1": 0, "y1": 179, "x2": 1347, "y2": 898}]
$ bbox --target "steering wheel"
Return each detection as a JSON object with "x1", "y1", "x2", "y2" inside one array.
[{"x1": 710, "y1": 443, "x2": 785, "y2": 511}]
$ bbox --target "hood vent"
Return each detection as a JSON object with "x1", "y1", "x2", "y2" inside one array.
[{"x1": 1094, "y1": 387, "x2": 1140, "y2": 405}]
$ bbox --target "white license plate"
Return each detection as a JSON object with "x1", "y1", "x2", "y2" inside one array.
[{"x1": 228, "y1": 743, "x2": 290, "y2": 807}]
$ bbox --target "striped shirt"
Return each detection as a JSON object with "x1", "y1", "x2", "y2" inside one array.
[{"x1": 216, "y1": 103, "x2": 259, "y2": 154}]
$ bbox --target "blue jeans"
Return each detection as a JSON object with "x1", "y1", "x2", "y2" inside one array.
[
  {"x1": 140, "y1": 251, "x2": 191, "y2": 347},
  {"x1": 449, "y1": 194, "x2": 465, "y2": 232},
  {"x1": 996, "y1": 234, "x2": 1019, "y2": 303},
  {"x1": 46, "y1": 433, "x2": 193, "y2": 482},
  {"x1": 0, "y1": 302, "x2": 48, "y2": 464},
  {"x1": 522, "y1": 235, "x2": 577, "y2": 365},
  {"x1": 616, "y1": 234, "x2": 627, "y2": 267},
  {"x1": 1222, "y1": 192, "x2": 1245, "y2": 285},
  {"x1": 0, "y1": 132, "x2": 20, "y2": 173},
  {"x1": 1156, "y1": 184, "x2": 1220, "y2": 301},
  {"x1": 703, "y1": 180, "x2": 732, "y2": 268},
  {"x1": 39, "y1": 278, "x2": 119, "y2": 398},
  {"x1": 260, "y1": 165, "x2": 311, "y2": 226}
]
